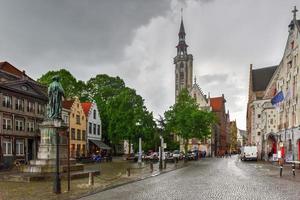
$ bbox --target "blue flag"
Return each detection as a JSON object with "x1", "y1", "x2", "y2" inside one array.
[{"x1": 271, "y1": 91, "x2": 284, "y2": 105}]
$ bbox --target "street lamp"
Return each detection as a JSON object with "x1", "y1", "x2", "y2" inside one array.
[
  {"x1": 136, "y1": 121, "x2": 142, "y2": 165},
  {"x1": 54, "y1": 128, "x2": 61, "y2": 194}
]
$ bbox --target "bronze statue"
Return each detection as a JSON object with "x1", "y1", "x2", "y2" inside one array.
[{"x1": 47, "y1": 75, "x2": 65, "y2": 119}]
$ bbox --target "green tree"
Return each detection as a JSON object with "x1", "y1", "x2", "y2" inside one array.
[
  {"x1": 85, "y1": 74, "x2": 126, "y2": 144},
  {"x1": 156, "y1": 115, "x2": 179, "y2": 151},
  {"x1": 164, "y1": 89, "x2": 216, "y2": 154},
  {"x1": 107, "y1": 87, "x2": 156, "y2": 155},
  {"x1": 38, "y1": 69, "x2": 85, "y2": 98}
]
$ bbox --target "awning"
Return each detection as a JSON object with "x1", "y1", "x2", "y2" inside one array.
[{"x1": 89, "y1": 140, "x2": 111, "y2": 150}]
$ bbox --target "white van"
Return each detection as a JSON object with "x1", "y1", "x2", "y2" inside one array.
[{"x1": 240, "y1": 146, "x2": 258, "y2": 161}]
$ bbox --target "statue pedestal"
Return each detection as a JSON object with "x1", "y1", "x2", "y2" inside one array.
[{"x1": 21, "y1": 119, "x2": 82, "y2": 173}]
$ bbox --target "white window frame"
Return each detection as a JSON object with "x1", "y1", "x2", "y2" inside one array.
[
  {"x1": 3, "y1": 95, "x2": 12, "y2": 108},
  {"x1": 27, "y1": 121, "x2": 34, "y2": 132},
  {"x1": 15, "y1": 119, "x2": 24, "y2": 131},
  {"x1": 16, "y1": 139, "x2": 24, "y2": 156},
  {"x1": 2, "y1": 139, "x2": 12, "y2": 156},
  {"x1": 3, "y1": 118, "x2": 12, "y2": 130}
]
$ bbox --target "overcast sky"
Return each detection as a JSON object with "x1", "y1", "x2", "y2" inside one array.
[{"x1": 1, "y1": 0, "x2": 300, "y2": 129}]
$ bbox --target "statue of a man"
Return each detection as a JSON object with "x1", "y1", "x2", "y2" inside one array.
[{"x1": 47, "y1": 75, "x2": 65, "y2": 119}]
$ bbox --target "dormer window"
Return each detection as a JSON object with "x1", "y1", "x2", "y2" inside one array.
[{"x1": 93, "y1": 110, "x2": 96, "y2": 119}]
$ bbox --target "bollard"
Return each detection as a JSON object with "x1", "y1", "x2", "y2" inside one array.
[
  {"x1": 292, "y1": 163, "x2": 296, "y2": 176},
  {"x1": 127, "y1": 168, "x2": 131, "y2": 177},
  {"x1": 150, "y1": 162, "x2": 153, "y2": 172},
  {"x1": 88, "y1": 172, "x2": 94, "y2": 186},
  {"x1": 280, "y1": 165, "x2": 283, "y2": 177}
]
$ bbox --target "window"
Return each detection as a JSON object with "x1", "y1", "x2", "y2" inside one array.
[
  {"x1": 97, "y1": 125, "x2": 100, "y2": 135},
  {"x1": 27, "y1": 101, "x2": 35, "y2": 113},
  {"x1": 82, "y1": 144, "x2": 86, "y2": 154},
  {"x1": 16, "y1": 140, "x2": 24, "y2": 156},
  {"x1": 76, "y1": 144, "x2": 81, "y2": 154},
  {"x1": 2, "y1": 95, "x2": 12, "y2": 108},
  {"x1": 257, "y1": 132, "x2": 261, "y2": 136},
  {"x1": 93, "y1": 110, "x2": 96, "y2": 119},
  {"x1": 15, "y1": 119, "x2": 24, "y2": 131},
  {"x1": 63, "y1": 115, "x2": 69, "y2": 124},
  {"x1": 3, "y1": 118, "x2": 12, "y2": 130},
  {"x1": 27, "y1": 121, "x2": 34, "y2": 132},
  {"x1": 71, "y1": 128, "x2": 75, "y2": 140},
  {"x1": 77, "y1": 129, "x2": 81, "y2": 140},
  {"x1": 82, "y1": 131, "x2": 86, "y2": 141},
  {"x1": 76, "y1": 115, "x2": 80, "y2": 124},
  {"x1": 93, "y1": 124, "x2": 96, "y2": 135},
  {"x1": 37, "y1": 104, "x2": 45, "y2": 115},
  {"x1": 15, "y1": 98, "x2": 24, "y2": 111},
  {"x1": 89, "y1": 122, "x2": 92, "y2": 134},
  {"x1": 257, "y1": 114, "x2": 261, "y2": 118},
  {"x1": 2, "y1": 139, "x2": 12, "y2": 156}
]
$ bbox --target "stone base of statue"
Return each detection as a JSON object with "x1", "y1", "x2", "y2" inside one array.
[{"x1": 21, "y1": 119, "x2": 83, "y2": 173}]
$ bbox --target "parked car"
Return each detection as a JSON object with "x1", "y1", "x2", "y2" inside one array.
[
  {"x1": 186, "y1": 151, "x2": 195, "y2": 160},
  {"x1": 173, "y1": 150, "x2": 184, "y2": 160},
  {"x1": 145, "y1": 152, "x2": 159, "y2": 161}
]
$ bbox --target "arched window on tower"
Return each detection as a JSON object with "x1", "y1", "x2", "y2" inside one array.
[{"x1": 180, "y1": 63, "x2": 184, "y2": 86}]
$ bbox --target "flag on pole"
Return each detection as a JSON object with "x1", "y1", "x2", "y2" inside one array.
[{"x1": 271, "y1": 91, "x2": 284, "y2": 105}]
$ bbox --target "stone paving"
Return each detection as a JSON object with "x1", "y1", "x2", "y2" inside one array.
[
  {"x1": 80, "y1": 156, "x2": 300, "y2": 200},
  {"x1": 0, "y1": 159, "x2": 185, "y2": 200}
]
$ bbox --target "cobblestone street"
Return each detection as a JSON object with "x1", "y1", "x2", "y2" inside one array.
[{"x1": 81, "y1": 156, "x2": 300, "y2": 200}]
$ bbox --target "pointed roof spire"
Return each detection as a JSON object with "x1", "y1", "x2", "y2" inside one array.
[
  {"x1": 179, "y1": 8, "x2": 185, "y2": 36},
  {"x1": 292, "y1": 6, "x2": 298, "y2": 20}
]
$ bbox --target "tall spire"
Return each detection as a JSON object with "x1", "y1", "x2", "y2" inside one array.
[{"x1": 176, "y1": 8, "x2": 188, "y2": 55}]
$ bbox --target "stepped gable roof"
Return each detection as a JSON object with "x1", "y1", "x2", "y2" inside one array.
[
  {"x1": 63, "y1": 100, "x2": 74, "y2": 109},
  {"x1": 210, "y1": 96, "x2": 225, "y2": 112},
  {"x1": 252, "y1": 65, "x2": 278, "y2": 92},
  {"x1": 191, "y1": 82, "x2": 208, "y2": 103},
  {"x1": 81, "y1": 102, "x2": 93, "y2": 117}
]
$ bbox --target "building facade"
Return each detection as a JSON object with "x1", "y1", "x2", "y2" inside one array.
[
  {"x1": 247, "y1": 7, "x2": 300, "y2": 161},
  {"x1": 63, "y1": 97, "x2": 87, "y2": 158},
  {"x1": 81, "y1": 102, "x2": 105, "y2": 156},
  {"x1": 0, "y1": 61, "x2": 47, "y2": 168},
  {"x1": 210, "y1": 95, "x2": 230, "y2": 156}
]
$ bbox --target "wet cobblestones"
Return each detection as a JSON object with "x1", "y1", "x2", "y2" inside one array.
[{"x1": 82, "y1": 156, "x2": 300, "y2": 200}]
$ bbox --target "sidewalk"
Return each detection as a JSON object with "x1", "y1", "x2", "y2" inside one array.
[
  {"x1": 0, "y1": 160, "x2": 187, "y2": 200},
  {"x1": 237, "y1": 159, "x2": 300, "y2": 182}
]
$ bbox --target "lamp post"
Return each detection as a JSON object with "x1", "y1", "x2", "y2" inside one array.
[
  {"x1": 136, "y1": 121, "x2": 142, "y2": 165},
  {"x1": 53, "y1": 128, "x2": 61, "y2": 194}
]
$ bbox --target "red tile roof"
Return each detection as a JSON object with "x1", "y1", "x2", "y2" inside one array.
[
  {"x1": 0, "y1": 61, "x2": 31, "y2": 79},
  {"x1": 81, "y1": 102, "x2": 92, "y2": 117},
  {"x1": 63, "y1": 100, "x2": 74, "y2": 109},
  {"x1": 210, "y1": 97, "x2": 224, "y2": 112}
]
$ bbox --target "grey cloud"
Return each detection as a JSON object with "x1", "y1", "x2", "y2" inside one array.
[
  {"x1": 1, "y1": 0, "x2": 299, "y2": 129},
  {"x1": 0, "y1": 0, "x2": 170, "y2": 76}
]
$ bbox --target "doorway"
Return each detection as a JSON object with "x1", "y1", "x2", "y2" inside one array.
[{"x1": 27, "y1": 139, "x2": 33, "y2": 161}]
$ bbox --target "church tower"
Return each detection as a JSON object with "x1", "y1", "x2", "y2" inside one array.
[{"x1": 174, "y1": 15, "x2": 193, "y2": 100}]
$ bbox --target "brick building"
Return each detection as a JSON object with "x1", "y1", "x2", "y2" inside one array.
[{"x1": 0, "y1": 61, "x2": 47, "y2": 168}]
